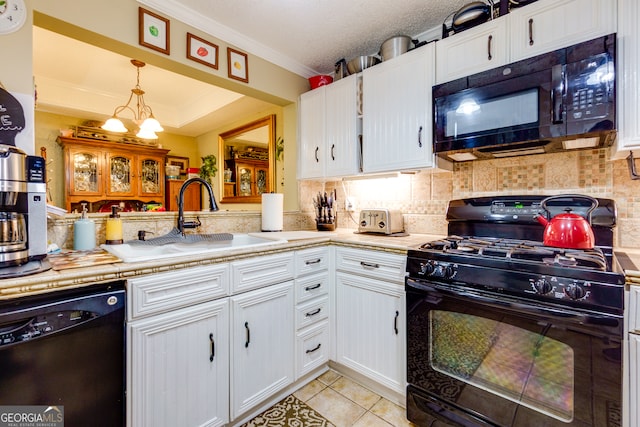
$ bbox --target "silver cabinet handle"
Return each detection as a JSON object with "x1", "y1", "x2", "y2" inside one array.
[{"x1": 487, "y1": 35, "x2": 493, "y2": 60}]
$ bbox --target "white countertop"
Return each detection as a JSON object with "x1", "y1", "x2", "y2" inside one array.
[{"x1": 0, "y1": 230, "x2": 443, "y2": 300}]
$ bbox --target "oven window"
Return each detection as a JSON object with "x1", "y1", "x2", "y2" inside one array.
[
  {"x1": 444, "y1": 88, "x2": 539, "y2": 138},
  {"x1": 429, "y1": 311, "x2": 574, "y2": 422}
]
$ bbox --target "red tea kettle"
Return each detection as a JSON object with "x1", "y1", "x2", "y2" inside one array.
[{"x1": 534, "y1": 195, "x2": 598, "y2": 249}]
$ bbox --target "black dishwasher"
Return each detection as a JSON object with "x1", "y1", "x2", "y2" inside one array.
[{"x1": 0, "y1": 282, "x2": 126, "y2": 426}]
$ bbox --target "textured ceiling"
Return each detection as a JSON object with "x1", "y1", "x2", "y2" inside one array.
[{"x1": 143, "y1": 0, "x2": 472, "y2": 76}]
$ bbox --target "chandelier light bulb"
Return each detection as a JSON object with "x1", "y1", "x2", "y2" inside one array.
[
  {"x1": 101, "y1": 59, "x2": 163, "y2": 137},
  {"x1": 101, "y1": 117, "x2": 128, "y2": 133}
]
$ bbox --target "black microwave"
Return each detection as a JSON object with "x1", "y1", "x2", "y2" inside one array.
[{"x1": 433, "y1": 34, "x2": 616, "y2": 162}]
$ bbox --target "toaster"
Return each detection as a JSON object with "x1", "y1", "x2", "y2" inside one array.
[{"x1": 358, "y1": 209, "x2": 404, "y2": 234}]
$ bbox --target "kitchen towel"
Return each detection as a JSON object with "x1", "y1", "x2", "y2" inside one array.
[{"x1": 262, "y1": 193, "x2": 283, "y2": 231}]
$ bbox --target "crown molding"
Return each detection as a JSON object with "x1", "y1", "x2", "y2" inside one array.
[{"x1": 137, "y1": 0, "x2": 318, "y2": 78}]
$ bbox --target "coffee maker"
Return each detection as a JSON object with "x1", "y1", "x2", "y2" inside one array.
[{"x1": 0, "y1": 145, "x2": 48, "y2": 268}]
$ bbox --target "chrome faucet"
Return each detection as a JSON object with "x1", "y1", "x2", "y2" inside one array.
[{"x1": 177, "y1": 177, "x2": 219, "y2": 236}]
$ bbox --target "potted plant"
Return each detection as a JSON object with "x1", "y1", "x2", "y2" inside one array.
[{"x1": 199, "y1": 154, "x2": 218, "y2": 184}]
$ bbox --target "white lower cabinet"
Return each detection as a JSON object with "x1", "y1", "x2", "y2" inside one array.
[
  {"x1": 128, "y1": 299, "x2": 230, "y2": 427},
  {"x1": 231, "y1": 281, "x2": 295, "y2": 419},
  {"x1": 335, "y1": 260, "x2": 406, "y2": 395},
  {"x1": 294, "y1": 248, "x2": 332, "y2": 379},
  {"x1": 629, "y1": 333, "x2": 639, "y2": 427}
]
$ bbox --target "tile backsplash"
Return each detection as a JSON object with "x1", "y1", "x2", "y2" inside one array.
[
  {"x1": 299, "y1": 148, "x2": 640, "y2": 248},
  {"x1": 48, "y1": 148, "x2": 640, "y2": 249}
]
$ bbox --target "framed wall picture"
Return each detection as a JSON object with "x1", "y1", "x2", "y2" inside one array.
[
  {"x1": 227, "y1": 48, "x2": 249, "y2": 83},
  {"x1": 166, "y1": 156, "x2": 190, "y2": 176},
  {"x1": 138, "y1": 7, "x2": 170, "y2": 55},
  {"x1": 187, "y1": 33, "x2": 219, "y2": 69}
]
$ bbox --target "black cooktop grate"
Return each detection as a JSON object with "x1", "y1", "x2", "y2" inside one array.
[{"x1": 419, "y1": 236, "x2": 608, "y2": 271}]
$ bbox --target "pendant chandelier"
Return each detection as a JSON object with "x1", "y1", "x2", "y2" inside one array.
[{"x1": 101, "y1": 59, "x2": 164, "y2": 139}]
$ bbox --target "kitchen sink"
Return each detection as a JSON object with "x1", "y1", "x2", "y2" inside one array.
[{"x1": 101, "y1": 233, "x2": 287, "y2": 263}]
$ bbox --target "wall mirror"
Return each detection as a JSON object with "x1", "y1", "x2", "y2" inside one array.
[{"x1": 219, "y1": 115, "x2": 275, "y2": 203}]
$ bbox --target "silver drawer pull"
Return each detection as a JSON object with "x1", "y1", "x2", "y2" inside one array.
[
  {"x1": 305, "y1": 308, "x2": 322, "y2": 317},
  {"x1": 305, "y1": 258, "x2": 322, "y2": 265},
  {"x1": 305, "y1": 283, "x2": 322, "y2": 291},
  {"x1": 306, "y1": 343, "x2": 321, "y2": 354},
  {"x1": 360, "y1": 261, "x2": 380, "y2": 269}
]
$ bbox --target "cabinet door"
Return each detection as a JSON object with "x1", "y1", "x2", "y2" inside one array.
[
  {"x1": 436, "y1": 17, "x2": 509, "y2": 84},
  {"x1": 630, "y1": 333, "x2": 640, "y2": 427},
  {"x1": 231, "y1": 281, "x2": 294, "y2": 418},
  {"x1": 509, "y1": 0, "x2": 616, "y2": 62},
  {"x1": 67, "y1": 147, "x2": 104, "y2": 197},
  {"x1": 255, "y1": 165, "x2": 269, "y2": 195},
  {"x1": 165, "y1": 179, "x2": 201, "y2": 211},
  {"x1": 128, "y1": 299, "x2": 229, "y2": 427},
  {"x1": 298, "y1": 88, "x2": 326, "y2": 179},
  {"x1": 335, "y1": 272, "x2": 405, "y2": 394},
  {"x1": 325, "y1": 74, "x2": 361, "y2": 178},
  {"x1": 106, "y1": 151, "x2": 135, "y2": 197},
  {"x1": 138, "y1": 155, "x2": 164, "y2": 198},
  {"x1": 616, "y1": 0, "x2": 640, "y2": 152},
  {"x1": 362, "y1": 43, "x2": 435, "y2": 173}
]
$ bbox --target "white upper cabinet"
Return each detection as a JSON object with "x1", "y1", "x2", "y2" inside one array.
[
  {"x1": 298, "y1": 74, "x2": 361, "y2": 180},
  {"x1": 509, "y1": 0, "x2": 616, "y2": 62},
  {"x1": 436, "y1": 16, "x2": 509, "y2": 84},
  {"x1": 362, "y1": 42, "x2": 436, "y2": 173},
  {"x1": 616, "y1": 0, "x2": 640, "y2": 153}
]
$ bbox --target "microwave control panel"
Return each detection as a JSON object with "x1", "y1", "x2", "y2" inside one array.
[{"x1": 566, "y1": 52, "x2": 614, "y2": 121}]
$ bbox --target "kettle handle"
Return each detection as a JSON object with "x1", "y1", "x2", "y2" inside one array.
[{"x1": 539, "y1": 194, "x2": 598, "y2": 220}]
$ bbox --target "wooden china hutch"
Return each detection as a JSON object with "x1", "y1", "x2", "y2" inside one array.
[{"x1": 58, "y1": 131, "x2": 170, "y2": 212}]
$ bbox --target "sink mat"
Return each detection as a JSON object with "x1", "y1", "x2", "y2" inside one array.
[
  {"x1": 128, "y1": 228, "x2": 233, "y2": 246},
  {"x1": 48, "y1": 248, "x2": 122, "y2": 270}
]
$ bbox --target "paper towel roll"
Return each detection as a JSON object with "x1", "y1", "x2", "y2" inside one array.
[{"x1": 262, "y1": 193, "x2": 283, "y2": 231}]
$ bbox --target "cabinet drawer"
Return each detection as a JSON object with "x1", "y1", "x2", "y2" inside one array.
[
  {"x1": 232, "y1": 252, "x2": 295, "y2": 294},
  {"x1": 296, "y1": 295, "x2": 329, "y2": 330},
  {"x1": 128, "y1": 263, "x2": 230, "y2": 320},
  {"x1": 295, "y1": 271, "x2": 330, "y2": 304},
  {"x1": 296, "y1": 247, "x2": 330, "y2": 277},
  {"x1": 296, "y1": 320, "x2": 330, "y2": 379},
  {"x1": 336, "y1": 247, "x2": 406, "y2": 283}
]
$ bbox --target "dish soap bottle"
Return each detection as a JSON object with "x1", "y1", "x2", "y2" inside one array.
[
  {"x1": 105, "y1": 205, "x2": 123, "y2": 245},
  {"x1": 73, "y1": 203, "x2": 96, "y2": 250}
]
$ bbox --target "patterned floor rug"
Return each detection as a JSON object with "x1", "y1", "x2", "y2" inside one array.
[{"x1": 241, "y1": 394, "x2": 334, "y2": 427}]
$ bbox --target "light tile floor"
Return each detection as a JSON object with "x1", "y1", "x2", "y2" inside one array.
[{"x1": 292, "y1": 370, "x2": 416, "y2": 427}]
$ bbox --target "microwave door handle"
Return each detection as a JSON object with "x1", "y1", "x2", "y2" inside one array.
[{"x1": 551, "y1": 64, "x2": 564, "y2": 124}]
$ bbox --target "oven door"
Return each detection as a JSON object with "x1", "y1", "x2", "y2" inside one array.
[{"x1": 406, "y1": 278, "x2": 622, "y2": 427}]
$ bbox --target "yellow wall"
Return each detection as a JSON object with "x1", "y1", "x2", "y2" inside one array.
[{"x1": 3, "y1": 1, "x2": 309, "y2": 212}]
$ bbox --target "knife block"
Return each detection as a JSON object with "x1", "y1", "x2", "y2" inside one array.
[{"x1": 316, "y1": 212, "x2": 336, "y2": 231}]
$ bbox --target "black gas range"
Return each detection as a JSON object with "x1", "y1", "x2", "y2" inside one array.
[
  {"x1": 406, "y1": 195, "x2": 625, "y2": 314},
  {"x1": 405, "y1": 195, "x2": 624, "y2": 427}
]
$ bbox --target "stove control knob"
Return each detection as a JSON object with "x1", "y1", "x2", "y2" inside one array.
[
  {"x1": 360, "y1": 220, "x2": 368, "y2": 227},
  {"x1": 564, "y1": 283, "x2": 586, "y2": 300},
  {"x1": 377, "y1": 221, "x2": 386, "y2": 229},
  {"x1": 533, "y1": 278, "x2": 553, "y2": 295},
  {"x1": 443, "y1": 263, "x2": 456, "y2": 279},
  {"x1": 419, "y1": 261, "x2": 435, "y2": 276}
]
